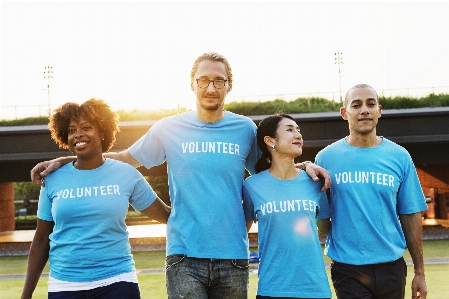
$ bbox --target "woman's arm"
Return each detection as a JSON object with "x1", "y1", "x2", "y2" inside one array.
[
  {"x1": 140, "y1": 197, "x2": 172, "y2": 224},
  {"x1": 21, "y1": 219, "x2": 54, "y2": 299},
  {"x1": 317, "y1": 218, "x2": 331, "y2": 236},
  {"x1": 299, "y1": 162, "x2": 332, "y2": 192}
]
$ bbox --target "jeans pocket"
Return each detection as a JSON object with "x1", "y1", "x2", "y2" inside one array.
[
  {"x1": 230, "y1": 259, "x2": 249, "y2": 270},
  {"x1": 166, "y1": 254, "x2": 186, "y2": 270}
]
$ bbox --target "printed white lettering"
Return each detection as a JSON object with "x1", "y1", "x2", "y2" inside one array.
[
  {"x1": 280, "y1": 201, "x2": 287, "y2": 212},
  {"x1": 55, "y1": 185, "x2": 121, "y2": 200},
  {"x1": 389, "y1": 175, "x2": 394, "y2": 186},
  {"x1": 208, "y1": 142, "x2": 215, "y2": 153},
  {"x1": 333, "y1": 171, "x2": 395, "y2": 187},
  {"x1": 258, "y1": 199, "x2": 318, "y2": 217},
  {"x1": 287, "y1": 200, "x2": 295, "y2": 211}
]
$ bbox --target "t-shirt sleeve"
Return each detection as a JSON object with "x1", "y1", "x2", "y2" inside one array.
[
  {"x1": 397, "y1": 154, "x2": 428, "y2": 214},
  {"x1": 128, "y1": 123, "x2": 166, "y2": 169},
  {"x1": 244, "y1": 126, "x2": 260, "y2": 176},
  {"x1": 317, "y1": 189, "x2": 331, "y2": 220},
  {"x1": 242, "y1": 184, "x2": 255, "y2": 222},
  {"x1": 37, "y1": 186, "x2": 54, "y2": 221},
  {"x1": 129, "y1": 170, "x2": 158, "y2": 211}
]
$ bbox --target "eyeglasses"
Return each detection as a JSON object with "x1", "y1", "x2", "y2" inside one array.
[{"x1": 195, "y1": 78, "x2": 228, "y2": 89}]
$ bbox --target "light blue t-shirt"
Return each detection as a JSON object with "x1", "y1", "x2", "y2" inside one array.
[
  {"x1": 129, "y1": 111, "x2": 259, "y2": 259},
  {"x1": 315, "y1": 137, "x2": 427, "y2": 265},
  {"x1": 37, "y1": 159, "x2": 157, "y2": 282},
  {"x1": 243, "y1": 170, "x2": 332, "y2": 298}
]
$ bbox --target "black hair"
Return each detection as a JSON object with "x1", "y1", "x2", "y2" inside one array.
[{"x1": 254, "y1": 113, "x2": 296, "y2": 173}]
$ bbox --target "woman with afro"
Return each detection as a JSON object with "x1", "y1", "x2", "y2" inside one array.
[{"x1": 22, "y1": 98, "x2": 171, "y2": 299}]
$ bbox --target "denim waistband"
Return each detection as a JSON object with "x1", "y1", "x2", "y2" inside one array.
[{"x1": 169, "y1": 254, "x2": 248, "y2": 262}]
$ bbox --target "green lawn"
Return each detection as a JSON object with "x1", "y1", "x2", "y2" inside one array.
[{"x1": 1, "y1": 240, "x2": 448, "y2": 298}]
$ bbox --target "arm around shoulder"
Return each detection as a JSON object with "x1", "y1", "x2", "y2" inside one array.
[
  {"x1": 104, "y1": 150, "x2": 141, "y2": 168},
  {"x1": 303, "y1": 162, "x2": 332, "y2": 192},
  {"x1": 30, "y1": 156, "x2": 76, "y2": 186}
]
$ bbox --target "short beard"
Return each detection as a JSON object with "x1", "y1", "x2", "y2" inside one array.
[{"x1": 199, "y1": 101, "x2": 222, "y2": 111}]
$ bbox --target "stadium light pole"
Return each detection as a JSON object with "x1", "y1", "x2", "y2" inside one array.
[
  {"x1": 44, "y1": 65, "x2": 53, "y2": 116},
  {"x1": 334, "y1": 51, "x2": 343, "y2": 104}
]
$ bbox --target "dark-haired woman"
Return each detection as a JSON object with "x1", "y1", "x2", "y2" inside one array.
[
  {"x1": 243, "y1": 113, "x2": 331, "y2": 299},
  {"x1": 22, "y1": 99, "x2": 171, "y2": 299}
]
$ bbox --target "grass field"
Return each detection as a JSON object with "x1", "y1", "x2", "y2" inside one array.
[{"x1": 1, "y1": 240, "x2": 448, "y2": 298}]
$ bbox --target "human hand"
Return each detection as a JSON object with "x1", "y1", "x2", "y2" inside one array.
[
  {"x1": 30, "y1": 160, "x2": 62, "y2": 186},
  {"x1": 411, "y1": 273, "x2": 427, "y2": 299},
  {"x1": 305, "y1": 163, "x2": 332, "y2": 191}
]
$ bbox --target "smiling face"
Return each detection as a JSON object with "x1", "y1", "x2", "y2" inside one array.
[
  {"x1": 191, "y1": 59, "x2": 232, "y2": 113},
  {"x1": 267, "y1": 117, "x2": 303, "y2": 158},
  {"x1": 341, "y1": 86, "x2": 382, "y2": 136},
  {"x1": 67, "y1": 114, "x2": 103, "y2": 161}
]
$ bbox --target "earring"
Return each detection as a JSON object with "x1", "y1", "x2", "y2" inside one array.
[{"x1": 271, "y1": 144, "x2": 275, "y2": 151}]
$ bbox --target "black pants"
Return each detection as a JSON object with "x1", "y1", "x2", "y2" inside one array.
[
  {"x1": 256, "y1": 296, "x2": 329, "y2": 299},
  {"x1": 331, "y1": 257, "x2": 407, "y2": 299},
  {"x1": 256, "y1": 295, "x2": 331, "y2": 299}
]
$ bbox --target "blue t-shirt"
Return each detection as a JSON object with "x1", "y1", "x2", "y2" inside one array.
[
  {"x1": 128, "y1": 111, "x2": 259, "y2": 259},
  {"x1": 243, "y1": 170, "x2": 332, "y2": 298},
  {"x1": 37, "y1": 159, "x2": 157, "y2": 282},
  {"x1": 315, "y1": 137, "x2": 428, "y2": 265}
]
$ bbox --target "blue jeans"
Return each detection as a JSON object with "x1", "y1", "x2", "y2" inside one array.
[
  {"x1": 48, "y1": 281, "x2": 141, "y2": 299},
  {"x1": 166, "y1": 255, "x2": 249, "y2": 299}
]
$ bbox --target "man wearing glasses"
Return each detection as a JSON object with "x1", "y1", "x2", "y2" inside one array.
[{"x1": 31, "y1": 52, "x2": 330, "y2": 299}]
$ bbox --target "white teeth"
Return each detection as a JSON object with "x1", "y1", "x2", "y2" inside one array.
[{"x1": 75, "y1": 142, "x2": 87, "y2": 147}]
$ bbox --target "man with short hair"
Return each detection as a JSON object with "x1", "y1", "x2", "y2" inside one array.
[
  {"x1": 315, "y1": 83, "x2": 428, "y2": 299},
  {"x1": 31, "y1": 52, "x2": 331, "y2": 299}
]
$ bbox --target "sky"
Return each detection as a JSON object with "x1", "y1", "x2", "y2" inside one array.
[{"x1": 1, "y1": 0, "x2": 449, "y2": 119}]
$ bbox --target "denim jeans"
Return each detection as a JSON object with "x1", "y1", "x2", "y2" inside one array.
[
  {"x1": 48, "y1": 281, "x2": 141, "y2": 299},
  {"x1": 166, "y1": 255, "x2": 249, "y2": 299}
]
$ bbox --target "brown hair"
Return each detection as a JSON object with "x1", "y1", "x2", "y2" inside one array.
[
  {"x1": 190, "y1": 52, "x2": 233, "y2": 89},
  {"x1": 48, "y1": 98, "x2": 120, "y2": 152}
]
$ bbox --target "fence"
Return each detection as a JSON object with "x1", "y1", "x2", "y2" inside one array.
[{"x1": 1, "y1": 86, "x2": 449, "y2": 120}]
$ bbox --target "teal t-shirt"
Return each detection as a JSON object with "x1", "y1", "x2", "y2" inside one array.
[
  {"x1": 243, "y1": 170, "x2": 331, "y2": 298},
  {"x1": 129, "y1": 111, "x2": 259, "y2": 259},
  {"x1": 37, "y1": 159, "x2": 157, "y2": 282},
  {"x1": 315, "y1": 137, "x2": 428, "y2": 265}
]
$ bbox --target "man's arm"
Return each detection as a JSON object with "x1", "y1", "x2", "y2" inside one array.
[
  {"x1": 31, "y1": 149, "x2": 141, "y2": 186},
  {"x1": 399, "y1": 212, "x2": 427, "y2": 299},
  {"x1": 140, "y1": 197, "x2": 171, "y2": 224},
  {"x1": 31, "y1": 156, "x2": 76, "y2": 186},
  {"x1": 103, "y1": 150, "x2": 141, "y2": 168},
  {"x1": 21, "y1": 219, "x2": 54, "y2": 299},
  {"x1": 301, "y1": 162, "x2": 332, "y2": 192}
]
